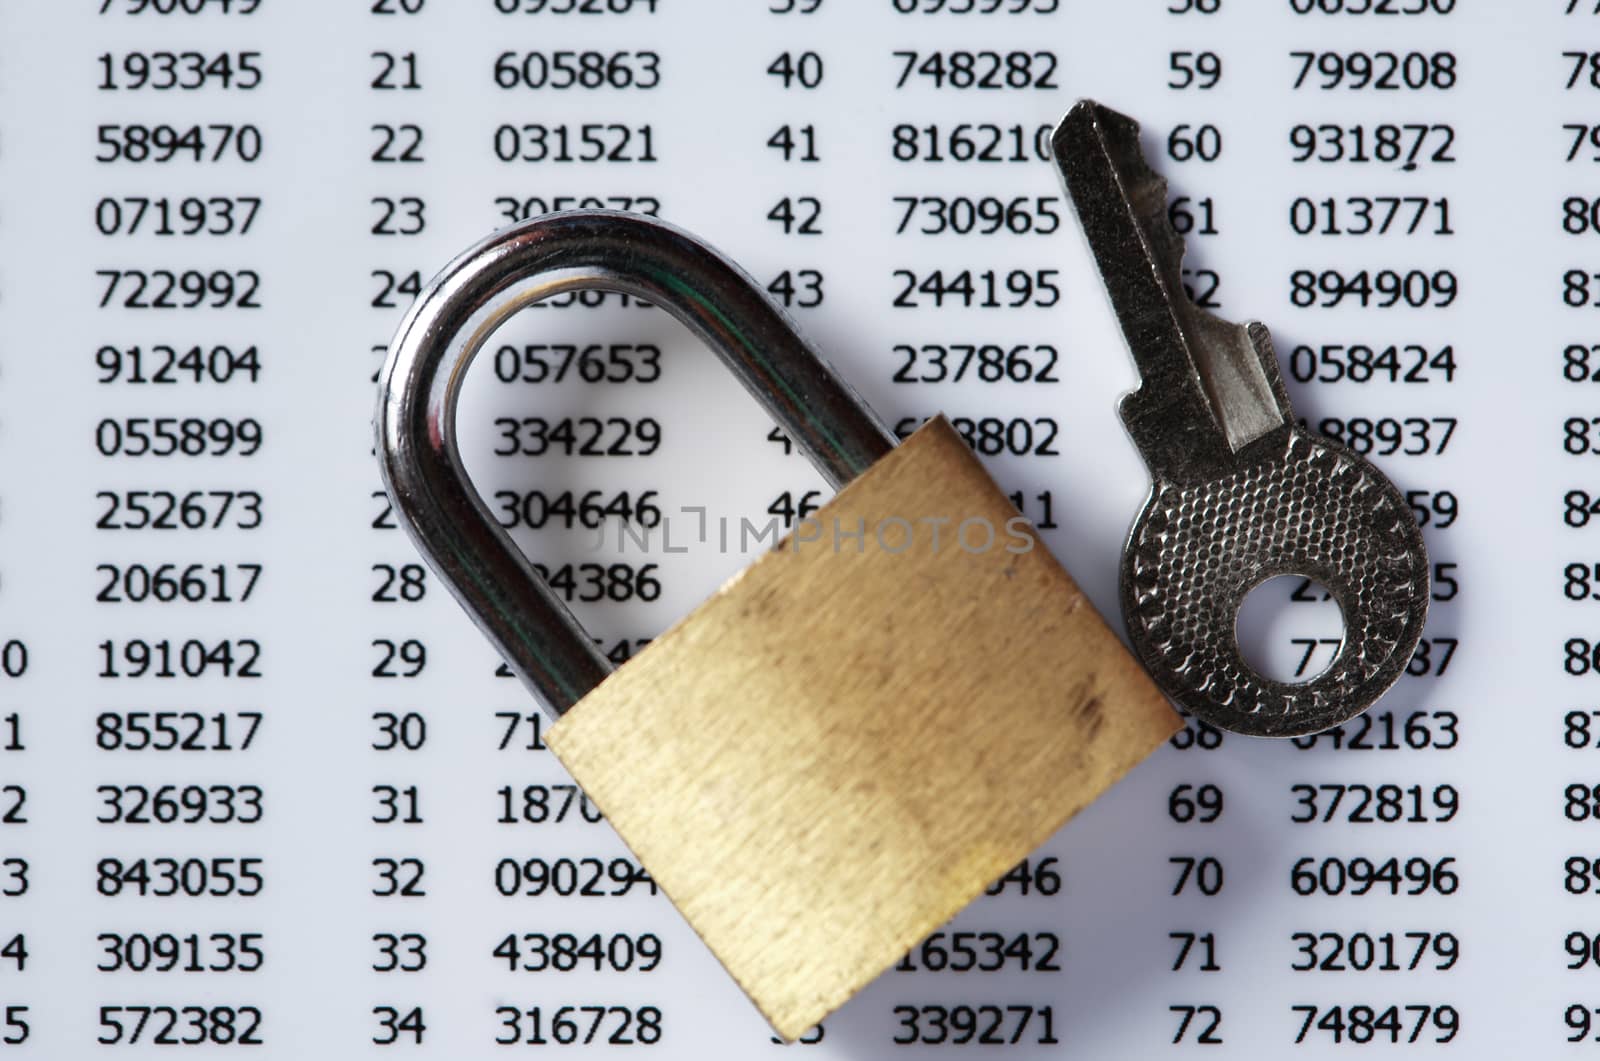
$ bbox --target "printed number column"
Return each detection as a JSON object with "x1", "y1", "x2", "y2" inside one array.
[
  {"x1": 758, "y1": 0, "x2": 831, "y2": 547},
  {"x1": 1272, "y1": 0, "x2": 1465, "y2": 1053},
  {"x1": 873, "y1": 0, "x2": 1068, "y2": 1052},
  {"x1": 1154, "y1": 0, "x2": 1231, "y2": 1054},
  {"x1": 0, "y1": 3, "x2": 32, "y2": 1049},
  {"x1": 481, "y1": 0, "x2": 668, "y2": 1052},
  {"x1": 1561, "y1": 0, "x2": 1600, "y2": 1051},
  {"x1": 89, "y1": 0, "x2": 272, "y2": 1053},
  {"x1": 365, "y1": 0, "x2": 433, "y2": 1052}
]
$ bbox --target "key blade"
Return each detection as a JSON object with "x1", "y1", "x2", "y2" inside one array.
[{"x1": 1053, "y1": 100, "x2": 1288, "y2": 482}]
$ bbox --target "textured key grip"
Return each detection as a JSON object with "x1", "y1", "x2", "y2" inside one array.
[{"x1": 1121, "y1": 426, "x2": 1430, "y2": 738}]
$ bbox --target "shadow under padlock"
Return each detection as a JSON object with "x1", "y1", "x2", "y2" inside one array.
[{"x1": 376, "y1": 209, "x2": 1180, "y2": 1040}]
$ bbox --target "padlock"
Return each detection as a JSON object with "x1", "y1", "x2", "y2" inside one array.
[{"x1": 376, "y1": 210, "x2": 1179, "y2": 1039}]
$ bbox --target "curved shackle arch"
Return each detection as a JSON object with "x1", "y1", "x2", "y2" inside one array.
[{"x1": 376, "y1": 210, "x2": 897, "y2": 717}]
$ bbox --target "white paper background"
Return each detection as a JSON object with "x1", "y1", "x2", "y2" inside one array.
[{"x1": 0, "y1": 0, "x2": 1568, "y2": 1055}]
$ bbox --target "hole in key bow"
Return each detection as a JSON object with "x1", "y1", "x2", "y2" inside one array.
[{"x1": 1234, "y1": 574, "x2": 1347, "y2": 685}]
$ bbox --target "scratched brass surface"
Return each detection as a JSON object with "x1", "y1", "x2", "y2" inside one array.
[{"x1": 546, "y1": 417, "x2": 1179, "y2": 1040}]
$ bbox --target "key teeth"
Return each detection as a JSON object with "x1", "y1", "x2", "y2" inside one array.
[
  {"x1": 1055, "y1": 99, "x2": 1185, "y2": 306},
  {"x1": 1056, "y1": 102, "x2": 1167, "y2": 224},
  {"x1": 1072, "y1": 102, "x2": 1190, "y2": 301},
  {"x1": 1246, "y1": 321, "x2": 1293, "y2": 413},
  {"x1": 1060, "y1": 99, "x2": 1294, "y2": 455}
]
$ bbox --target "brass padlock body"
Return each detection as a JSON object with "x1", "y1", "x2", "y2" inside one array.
[
  {"x1": 379, "y1": 212, "x2": 1181, "y2": 1041},
  {"x1": 548, "y1": 418, "x2": 1179, "y2": 1039}
]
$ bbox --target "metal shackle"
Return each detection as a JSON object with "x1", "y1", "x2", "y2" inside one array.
[{"x1": 376, "y1": 210, "x2": 897, "y2": 716}]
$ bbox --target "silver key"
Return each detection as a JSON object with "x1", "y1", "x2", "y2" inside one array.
[{"x1": 1052, "y1": 100, "x2": 1430, "y2": 738}]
